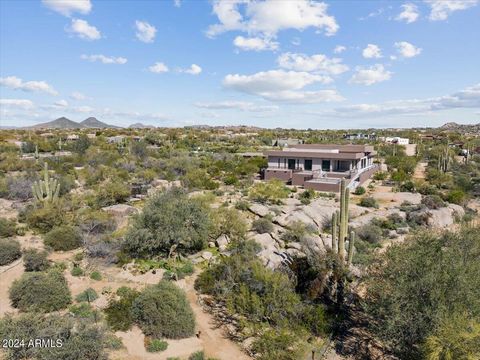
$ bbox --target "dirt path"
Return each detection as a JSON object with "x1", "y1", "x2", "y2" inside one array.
[
  {"x1": 183, "y1": 273, "x2": 251, "y2": 360},
  {"x1": 413, "y1": 162, "x2": 427, "y2": 180}
]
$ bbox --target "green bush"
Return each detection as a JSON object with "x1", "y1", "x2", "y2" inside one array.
[
  {"x1": 95, "y1": 180, "x2": 131, "y2": 207},
  {"x1": 0, "y1": 238, "x2": 22, "y2": 266},
  {"x1": 0, "y1": 313, "x2": 108, "y2": 360},
  {"x1": 76, "y1": 288, "x2": 99, "y2": 302},
  {"x1": 298, "y1": 189, "x2": 316, "y2": 205},
  {"x1": 71, "y1": 266, "x2": 84, "y2": 277},
  {"x1": 9, "y1": 269, "x2": 71, "y2": 312},
  {"x1": 373, "y1": 171, "x2": 388, "y2": 180},
  {"x1": 446, "y1": 189, "x2": 467, "y2": 205},
  {"x1": 25, "y1": 204, "x2": 65, "y2": 233},
  {"x1": 23, "y1": 248, "x2": 49, "y2": 271},
  {"x1": 252, "y1": 217, "x2": 274, "y2": 234},
  {"x1": 104, "y1": 287, "x2": 140, "y2": 331},
  {"x1": 69, "y1": 302, "x2": 100, "y2": 320},
  {"x1": 251, "y1": 328, "x2": 308, "y2": 360},
  {"x1": 356, "y1": 224, "x2": 383, "y2": 244},
  {"x1": 90, "y1": 271, "x2": 102, "y2": 281},
  {"x1": 0, "y1": 217, "x2": 16, "y2": 238},
  {"x1": 421, "y1": 194, "x2": 446, "y2": 209},
  {"x1": 354, "y1": 186, "x2": 366, "y2": 195},
  {"x1": 359, "y1": 196, "x2": 379, "y2": 208},
  {"x1": 132, "y1": 280, "x2": 195, "y2": 339},
  {"x1": 146, "y1": 338, "x2": 168, "y2": 352},
  {"x1": 123, "y1": 188, "x2": 211, "y2": 257},
  {"x1": 249, "y1": 179, "x2": 290, "y2": 204},
  {"x1": 44, "y1": 225, "x2": 83, "y2": 251}
]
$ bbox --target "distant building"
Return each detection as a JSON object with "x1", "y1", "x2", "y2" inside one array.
[
  {"x1": 271, "y1": 138, "x2": 304, "y2": 147},
  {"x1": 107, "y1": 135, "x2": 126, "y2": 144},
  {"x1": 66, "y1": 134, "x2": 79, "y2": 141},
  {"x1": 343, "y1": 133, "x2": 376, "y2": 140},
  {"x1": 384, "y1": 137, "x2": 409, "y2": 145},
  {"x1": 86, "y1": 133, "x2": 96, "y2": 139},
  {"x1": 264, "y1": 144, "x2": 378, "y2": 192}
]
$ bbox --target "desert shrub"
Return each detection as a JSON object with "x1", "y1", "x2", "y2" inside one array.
[
  {"x1": 76, "y1": 288, "x2": 99, "y2": 302},
  {"x1": 446, "y1": 189, "x2": 467, "y2": 205},
  {"x1": 421, "y1": 194, "x2": 446, "y2": 209},
  {"x1": 364, "y1": 227, "x2": 480, "y2": 358},
  {"x1": 71, "y1": 266, "x2": 84, "y2": 276},
  {"x1": 417, "y1": 183, "x2": 438, "y2": 195},
  {"x1": 132, "y1": 280, "x2": 195, "y2": 339},
  {"x1": 0, "y1": 238, "x2": 22, "y2": 266},
  {"x1": 281, "y1": 221, "x2": 314, "y2": 243},
  {"x1": 146, "y1": 338, "x2": 168, "y2": 352},
  {"x1": 2, "y1": 176, "x2": 33, "y2": 201},
  {"x1": 9, "y1": 269, "x2": 71, "y2": 312},
  {"x1": 90, "y1": 271, "x2": 102, "y2": 280},
  {"x1": 44, "y1": 225, "x2": 83, "y2": 251},
  {"x1": 210, "y1": 207, "x2": 247, "y2": 241},
  {"x1": 252, "y1": 217, "x2": 274, "y2": 234},
  {"x1": 359, "y1": 196, "x2": 379, "y2": 208},
  {"x1": 356, "y1": 224, "x2": 383, "y2": 244},
  {"x1": 373, "y1": 171, "x2": 388, "y2": 180},
  {"x1": 235, "y1": 200, "x2": 249, "y2": 211},
  {"x1": 25, "y1": 204, "x2": 66, "y2": 233},
  {"x1": 354, "y1": 186, "x2": 366, "y2": 195},
  {"x1": 23, "y1": 248, "x2": 49, "y2": 271},
  {"x1": 251, "y1": 328, "x2": 308, "y2": 360},
  {"x1": 298, "y1": 189, "x2": 316, "y2": 205},
  {"x1": 95, "y1": 180, "x2": 130, "y2": 207},
  {"x1": 249, "y1": 179, "x2": 290, "y2": 204},
  {"x1": 0, "y1": 313, "x2": 108, "y2": 360},
  {"x1": 78, "y1": 209, "x2": 115, "y2": 235},
  {"x1": 399, "y1": 181, "x2": 415, "y2": 193},
  {"x1": 104, "y1": 287, "x2": 140, "y2": 331},
  {"x1": 0, "y1": 218, "x2": 16, "y2": 238},
  {"x1": 69, "y1": 302, "x2": 100, "y2": 320},
  {"x1": 123, "y1": 188, "x2": 211, "y2": 257}
]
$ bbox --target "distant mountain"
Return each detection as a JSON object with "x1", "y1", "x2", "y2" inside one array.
[
  {"x1": 80, "y1": 117, "x2": 117, "y2": 128},
  {"x1": 129, "y1": 122, "x2": 155, "y2": 129},
  {"x1": 439, "y1": 122, "x2": 480, "y2": 132},
  {"x1": 26, "y1": 117, "x2": 120, "y2": 129},
  {"x1": 30, "y1": 117, "x2": 85, "y2": 129}
]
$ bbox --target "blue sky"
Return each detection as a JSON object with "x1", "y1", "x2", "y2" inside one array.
[{"x1": 0, "y1": 0, "x2": 479, "y2": 129}]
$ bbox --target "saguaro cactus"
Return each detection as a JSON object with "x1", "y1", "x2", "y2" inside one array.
[
  {"x1": 331, "y1": 179, "x2": 355, "y2": 266},
  {"x1": 32, "y1": 162, "x2": 60, "y2": 204}
]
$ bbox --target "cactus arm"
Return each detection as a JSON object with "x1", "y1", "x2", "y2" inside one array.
[
  {"x1": 347, "y1": 231, "x2": 355, "y2": 266},
  {"x1": 338, "y1": 179, "x2": 346, "y2": 261},
  {"x1": 331, "y1": 212, "x2": 337, "y2": 253}
]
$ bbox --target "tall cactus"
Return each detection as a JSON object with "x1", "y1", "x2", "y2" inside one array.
[
  {"x1": 34, "y1": 144, "x2": 39, "y2": 162},
  {"x1": 32, "y1": 162, "x2": 60, "y2": 204},
  {"x1": 331, "y1": 211, "x2": 337, "y2": 253},
  {"x1": 331, "y1": 179, "x2": 355, "y2": 266}
]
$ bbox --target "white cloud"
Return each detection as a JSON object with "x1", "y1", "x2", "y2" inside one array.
[
  {"x1": 135, "y1": 20, "x2": 157, "y2": 43},
  {"x1": 362, "y1": 44, "x2": 382, "y2": 59},
  {"x1": 81, "y1": 54, "x2": 127, "y2": 64},
  {"x1": 425, "y1": 0, "x2": 478, "y2": 21},
  {"x1": 70, "y1": 91, "x2": 87, "y2": 100},
  {"x1": 207, "y1": 0, "x2": 338, "y2": 38},
  {"x1": 333, "y1": 45, "x2": 346, "y2": 54},
  {"x1": 395, "y1": 41, "x2": 422, "y2": 58},
  {"x1": 396, "y1": 3, "x2": 420, "y2": 23},
  {"x1": 277, "y1": 52, "x2": 348, "y2": 75},
  {"x1": 0, "y1": 76, "x2": 58, "y2": 95},
  {"x1": 223, "y1": 70, "x2": 343, "y2": 103},
  {"x1": 194, "y1": 101, "x2": 278, "y2": 112},
  {"x1": 350, "y1": 64, "x2": 392, "y2": 85},
  {"x1": 67, "y1": 19, "x2": 101, "y2": 40},
  {"x1": 233, "y1": 36, "x2": 279, "y2": 51},
  {"x1": 174, "y1": 0, "x2": 181, "y2": 7},
  {"x1": 148, "y1": 62, "x2": 169, "y2": 73},
  {"x1": 182, "y1": 64, "x2": 202, "y2": 75},
  {"x1": 73, "y1": 105, "x2": 94, "y2": 113},
  {"x1": 323, "y1": 83, "x2": 480, "y2": 118},
  {"x1": 42, "y1": 0, "x2": 91, "y2": 17},
  {"x1": 0, "y1": 99, "x2": 34, "y2": 109},
  {"x1": 54, "y1": 99, "x2": 69, "y2": 107}
]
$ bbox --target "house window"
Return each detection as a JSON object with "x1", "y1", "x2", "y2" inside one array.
[
  {"x1": 337, "y1": 160, "x2": 350, "y2": 171},
  {"x1": 288, "y1": 159, "x2": 296, "y2": 170},
  {"x1": 278, "y1": 158, "x2": 281, "y2": 168},
  {"x1": 304, "y1": 159, "x2": 312, "y2": 171},
  {"x1": 322, "y1": 160, "x2": 330, "y2": 172}
]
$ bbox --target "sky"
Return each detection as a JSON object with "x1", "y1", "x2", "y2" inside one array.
[{"x1": 0, "y1": 0, "x2": 479, "y2": 129}]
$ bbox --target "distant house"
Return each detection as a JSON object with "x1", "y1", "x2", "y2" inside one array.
[
  {"x1": 106, "y1": 135, "x2": 126, "y2": 144},
  {"x1": 86, "y1": 133, "x2": 96, "y2": 139},
  {"x1": 39, "y1": 132, "x2": 54, "y2": 138},
  {"x1": 271, "y1": 138, "x2": 304, "y2": 147},
  {"x1": 66, "y1": 134, "x2": 79, "y2": 141},
  {"x1": 264, "y1": 144, "x2": 378, "y2": 192},
  {"x1": 384, "y1": 137, "x2": 409, "y2": 145},
  {"x1": 343, "y1": 133, "x2": 376, "y2": 140}
]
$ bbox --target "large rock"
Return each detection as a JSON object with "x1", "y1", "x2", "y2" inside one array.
[
  {"x1": 427, "y1": 204, "x2": 465, "y2": 228},
  {"x1": 252, "y1": 233, "x2": 277, "y2": 251},
  {"x1": 274, "y1": 210, "x2": 318, "y2": 230},
  {"x1": 215, "y1": 234, "x2": 230, "y2": 251},
  {"x1": 248, "y1": 203, "x2": 271, "y2": 217},
  {"x1": 102, "y1": 204, "x2": 138, "y2": 217}
]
